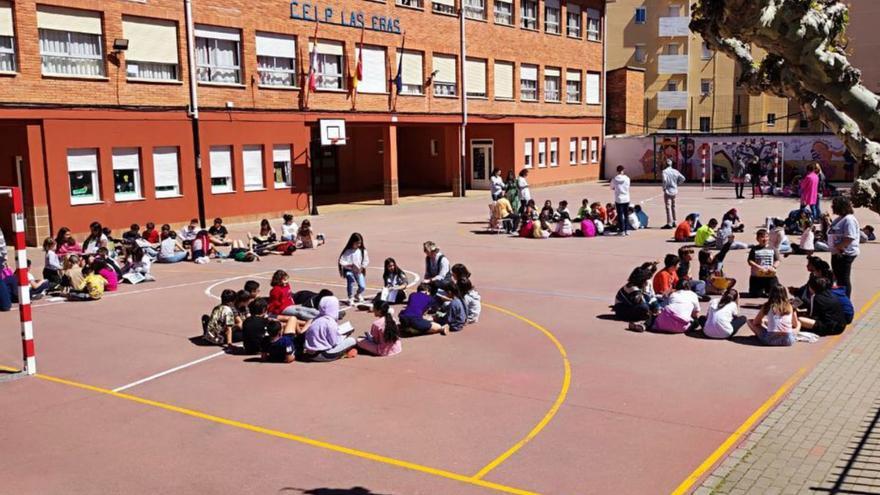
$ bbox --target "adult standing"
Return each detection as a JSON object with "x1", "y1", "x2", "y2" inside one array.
[
  {"x1": 799, "y1": 164, "x2": 820, "y2": 220},
  {"x1": 748, "y1": 157, "x2": 763, "y2": 198},
  {"x1": 611, "y1": 165, "x2": 631, "y2": 236},
  {"x1": 661, "y1": 159, "x2": 686, "y2": 229},
  {"x1": 490, "y1": 168, "x2": 505, "y2": 202},
  {"x1": 516, "y1": 169, "x2": 531, "y2": 214},
  {"x1": 815, "y1": 163, "x2": 826, "y2": 216},
  {"x1": 732, "y1": 159, "x2": 747, "y2": 199},
  {"x1": 503, "y1": 170, "x2": 521, "y2": 214},
  {"x1": 828, "y1": 197, "x2": 860, "y2": 298}
]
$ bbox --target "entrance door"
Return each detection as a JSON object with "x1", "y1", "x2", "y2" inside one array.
[
  {"x1": 310, "y1": 138, "x2": 339, "y2": 196},
  {"x1": 470, "y1": 140, "x2": 493, "y2": 190}
]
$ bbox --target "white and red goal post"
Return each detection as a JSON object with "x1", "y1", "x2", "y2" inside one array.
[{"x1": 1, "y1": 187, "x2": 35, "y2": 376}]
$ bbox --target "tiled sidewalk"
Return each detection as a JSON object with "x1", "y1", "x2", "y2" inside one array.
[{"x1": 698, "y1": 303, "x2": 880, "y2": 495}]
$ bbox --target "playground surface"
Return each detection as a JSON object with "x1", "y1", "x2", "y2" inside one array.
[{"x1": 1, "y1": 182, "x2": 878, "y2": 495}]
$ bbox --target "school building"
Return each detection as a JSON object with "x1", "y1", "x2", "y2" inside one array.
[{"x1": 0, "y1": 0, "x2": 605, "y2": 244}]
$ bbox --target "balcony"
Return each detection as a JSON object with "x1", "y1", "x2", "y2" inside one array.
[
  {"x1": 658, "y1": 54, "x2": 689, "y2": 74},
  {"x1": 659, "y1": 16, "x2": 691, "y2": 37},
  {"x1": 657, "y1": 91, "x2": 688, "y2": 110}
]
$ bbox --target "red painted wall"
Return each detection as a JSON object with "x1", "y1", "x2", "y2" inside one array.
[
  {"x1": 336, "y1": 126, "x2": 384, "y2": 194},
  {"x1": 398, "y1": 125, "x2": 455, "y2": 190}
]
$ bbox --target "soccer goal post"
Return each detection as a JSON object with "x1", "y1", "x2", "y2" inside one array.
[{"x1": 0, "y1": 187, "x2": 35, "y2": 377}]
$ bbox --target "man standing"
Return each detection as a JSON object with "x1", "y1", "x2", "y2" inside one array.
[
  {"x1": 661, "y1": 159, "x2": 685, "y2": 229},
  {"x1": 611, "y1": 165, "x2": 631, "y2": 236}
]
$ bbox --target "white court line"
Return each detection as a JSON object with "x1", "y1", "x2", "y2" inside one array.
[{"x1": 112, "y1": 351, "x2": 226, "y2": 392}]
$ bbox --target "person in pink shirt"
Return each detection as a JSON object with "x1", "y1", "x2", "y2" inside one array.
[
  {"x1": 800, "y1": 164, "x2": 820, "y2": 219},
  {"x1": 357, "y1": 301, "x2": 402, "y2": 357},
  {"x1": 94, "y1": 259, "x2": 119, "y2": 292}
]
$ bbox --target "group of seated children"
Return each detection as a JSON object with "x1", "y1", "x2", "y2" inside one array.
[
  {"x1": 202, "y1": 240, "x2": 481, "y2": 363},
  {"x1": 492, "y1": 196, "x2": 649, "y2": 239}
]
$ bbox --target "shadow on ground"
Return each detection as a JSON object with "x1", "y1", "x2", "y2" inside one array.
[{"x1": 279, "y1": 487, "x2": 393, "y2": 495}]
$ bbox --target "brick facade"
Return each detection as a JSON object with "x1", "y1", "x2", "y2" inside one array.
[{"x1": 606, "y1": 66, "x2": 645, "y2": 135}]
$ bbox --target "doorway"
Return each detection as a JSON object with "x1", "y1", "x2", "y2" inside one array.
[
  {"x1": 470, "y1": 139, "x2": 494, "y2": 190},
  {"x1": 310, "y1": 134, "x2": 340, "y2": 195}
]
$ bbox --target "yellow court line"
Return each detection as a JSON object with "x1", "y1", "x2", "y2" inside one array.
[
  {"x1": 670, "y1": 289, "x2": 880, "y2": 495},
  {"x1": 0, "y1": 366, "x2": 539, "y2": 495},
  {"x1": 472, "y1": 303, "x2": 572, "y2": 480}
]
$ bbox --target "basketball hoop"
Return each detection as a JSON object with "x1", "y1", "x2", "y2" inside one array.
[{"x1": 319, "y1": 119, "x2": 347, "y2": 146}]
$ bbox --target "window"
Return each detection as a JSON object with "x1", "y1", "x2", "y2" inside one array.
[
  {"x1": 465, "y1": 58, "x2": 486, "y2": 98},
  {"x1": 153, "y1": 147, "x2": 180, "y2": 198},
  {"x1": 123, "y1": 17, "x2": 179, "y2": 81},
  {"x1": 521, "y1": 0, "x2": 537, "y2": 29},
  {"x1": 494, "y1": 61, "x2": 514, "y2": 100},
  {"x1": 396, "y1": 50, "x2": 424, "y2": 95},
  {"x1": 545, "y1": 0, "x2": 560, "y2": 34},
  {"x1": 397, "y1": 0, "x2": 424, "y2": 8},
  {"x1": 524, "y1": 139, "x2": 534, "y2": 168},
  {"x1": 767, "y1": 113, "x2": 777, "y2": 127},
  {"x1": 520, "y1": 64, "x2": 538, "y2": 101},
  {"x1": 701, "y1": 41, "x2": 713, "y2": 60},
  {"x1": 566, "y1": 4, "x2": 581, "y2": 38},
  {"x1": 667, "y1": 5, "x2": 681, "y2": 17},
  {"x1": 587, "y1": 8, "x2": 601, "y2": 41},
  {"x1": 494, "y1": 0, "x2": 513, "y2": 25},
  {"x1": 464, "y1": 0, "x2": 485, "y2": 20},
  {"x1": 273, "y1": 145, "x2": 292, "y2": 188},
  {"x1": 537, "y1": 139, "x2": 547, "y2": 168},
  {"x1": 665, "y1": 117, "x2": 678, "y2": 130},
  {"x1": 635, "y1": 6, "x2": 646, "y2": 24},
  {"x1": 665, "y1": 43, "x2": 680, "y2": 55},
  {"x1": 195, "y1": 25, "x2": 241, "y2": 84},
  {"x1": 586, "y1": 72, "x2": 600, "y2": 104},
  {"x1": 590, "y1": 137, "x2": 599, "y2": 163},
  {"x1": 0, "y1": 1, "x2": 16, "y2": 72},
  {"x1": 432, "y1": 0, "x2": 456, "y2": 15},
  {"x1": 37, "y1": 6, "x2": 104, "y2": 77},
  {"x1": 544, "y1": 67, "x2": 561, "y2": 102},
  {"x1": 699, "y1": 117, "x2": 711, "y2": 132},
  {"x1": 549, "y1": 138, "x2": 559, "y2": 167},
  {"x1": 634, "y1": 44, "x2": 646, "y2": 63},
  {"x1": 112, "y1": 148, "x2": 142, "y2": 201},
  {"x1": 700, "y1": 78, "x2": 712, "y2": 95},
  {"x1": 67, "y1": 149, "x2": 100, "y2": 205},
  {"x1": 209, "y1": 146, "x2": 234, "y2": 193},
  {"x1": 666, "y1": 80, "x2": 678, "y2": 91},
  {"x1": 256, "y1": 32, "x2": 296, "y2": 87},
  {"x1": 433, "y1": 54, "x2": 457, "y2": 96},
  {"x1": 566, "y1": 69, "x2": 581, "y2": 103},
  {"x1": 580, "y1": 137, "x2": 588, "y2": 163},
  {"x1": 569, "y1": 138, "x2": 577, "y2": 165},
  {"x1": 243, "y1": 145, "x2": 264, "y2": 191},
  {"x1": 358, "y1": 45, "x2": 386, "y2": 94},
  {"x1": 311, "y1": 40, "x2": 344, "y2": 90}
]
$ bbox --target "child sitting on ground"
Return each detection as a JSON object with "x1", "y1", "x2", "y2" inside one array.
[
  {"x1": 626, "y1": 206, "x2": 641, "y2": 231},
  {"x1": 242, "y1": 298, "x2": 273, "y2": 355},
  {"x1": 26, "y1": 260, "x2": 50, "y2": 299},
  {"x1": 301, "y1": 296, "x2": 358, "y2": 362},
  {"x1": 260, "y1": 319, "x2": 296, "y2": 363},
  {"x1": 228, "y1": 240, "x2": 260, "y2": 262},
  {"x1": 698, "y1": 238, "x2": 737, "y2": 295},
  {"x1": 694, "y1": 218, "x2": 717, "y2": 247},
  {"x1": 577, "y1": 214, "x2": 597, "y2": 237},
  {"x1": 634, "y1": 205, "x2": 649, "y2": 229},
  {"x1": 540, "y1": 200, "x2": 555, "y2": 220},
  {"x1": 748, "y1": 285, "x2": 800, "y2": 346},
  {"x1": 651, "y1": 279, "x2": 701, "y2": 333},
  {"x1": 769, "y1": 223, "x2": 792, "y2": 254},
  {"x1": 61, "y1": 254, "x2": 85, "y2": 294},
  {"x1": 203, "y1": 289, "x2": 242, "y2": 348},
  {"x1": 861, "y1": 225, "x2": 875, "y2": 242},
  {"x1": 674, "y1": 214, "x2": 697, "y2": 242},
  {"x1": 67, "y1": 264, "x2": 106, "y2": 301},
  {"x1": 652, "y1": 254, "x2": 681, "y2": 302},
  {"x1": 93, "y1": 259, "x2": 118, "y2": 292},
  {"x1": 575, "y1": 198, "x2": 590, "y2": 222},
  {"x1": 296, "y1": 219, "x2": 320, "y2": 249},
  {"x1": 266, "y1": 269, "x2": 295, "y2": 316},
  {"x1": 459, "y1": 276, "x2": 482, "y2": 324},
  {"x1": 208, "y1": 218, "x2": 230, "y2": 247},
  {"x1": 356, "y1": 300, "x2": 402, "y2": 357},
  {"x1": 280, "y1": 214, "x2": 298, "y2": 241},
  {"x1": 604, "y1": 202, "x2": 617, "y2": 228},
  {"x1": 378, "y1": 257, "x2": 408, "y2": 304},
  {"x1": 43, "y1": 237, "x2": 63, "y2": 288},
  {"x1": 614, "y1": 262, "x2": 658, "y2": 332},
  {"x1": 700, "y1": 288, "x2": 748, "y2": 339},
  {"x1": 436, "y1": 283, "x2": 467, "y2": 332},
  {"x1": 399, "y1": 283, "x2": 448, "y2": 336},
  {"x1": 553, "y1": 206, "x2": 574, "y2": 237}
]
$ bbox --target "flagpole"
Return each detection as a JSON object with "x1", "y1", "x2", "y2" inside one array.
[
  {"x1": 393, "y1": 32, "x2": 406, "y2": 113},
  {"x1": 459, "y1": 4, "x2": 467, "y2": 198},
  {"x1": 304, "y1": 17, "x2": 319, "y2": 110},
  {"x1": 353, "y1": 24, "x2": 365, "y2": 110}
]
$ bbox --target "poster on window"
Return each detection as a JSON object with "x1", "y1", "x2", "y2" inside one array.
[{"x1": 69, "y1": 171, "x2": 94, "y2": 198}]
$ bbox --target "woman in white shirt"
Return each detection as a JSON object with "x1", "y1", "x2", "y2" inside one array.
[
  {"x1": 517, "y1": 169, "x2": 531, "y2": 209},
  {"x1": 338, "y1": 232, "x2": 370, "y2": 304},
  {"x1": 490, "y1": 169, "x2": 505, "y2": 202},
  {"x1": 700, "y1": 289, "x2": 748, "y2": 339}
]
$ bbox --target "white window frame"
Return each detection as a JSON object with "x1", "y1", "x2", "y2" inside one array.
[
  {"x1": 123, "y1": 17, "x2": 179, "y2": 82},
  {"x1": 242, "y1": 145, "x2": 265, "y2": 191},
  {"x1": 538, "y1": 139, "x2": 547, "y2": 168},
  {"x1": 273, "y1": 144, "x2": 293, "y2": 188},
  {"x1": 767, "y1": 113, "x2": 777, "y2": 127},
  {"x1": 397, "y1": 50, "x2": 424, "y2": 95},
  {"x1": 587, "y1": 9, "x2": 601, "y2": 41},
  {"x1": 0, "y1": 36, "x2": 15, "y2": 72},
  {"x1": 566, "y1": 5, "x2": 581, "y2": 38},
  {"x1": 494, "y1": 0, "x2": 513, "y2": 25},
  {"x1": 590, "y1": 137, "x2": 599, "y2": 163},
  {"x1": 67, "y1": 148, "x2": 101, "y2": 205},
  {"x1": 549, "y1": 138, "x2": 559, "y2": 167},
  {"x1": 432, "y1": 54, "x2": 457, "y2": 97},
  {"x1": 635, "y1": 7, "x2": 647, "y2": 24},
  {"x1": 666, "y1": 117, "x2": 678, "y2": 130},
  {"x1": 256, "y1": 32, "x2": 297, "y2": 88},
  {"x1": 544, "y1": 68, "x2": 561, "y2": 102},
  {"x1": 195, "y1": 32, "x2": 241, "y2": 84},
  {"x1": 569, "y1": 138, "x2": 577, "y2": 165},
  {"x1": 432, "y1": 0, "x2": 455, "y2": 15},
  {"x1": 209, "y1": 145, "x2": 234, "y2": 194},
  {"x1": 701, "y1": 41, "x2": 713, "y2": 60},
  {"x1": 153, "y1": 147, "x2": 181, "y2": 198},
  {"x1": 464, "y1": 0, "x2": 486, "y2": 20},
  {"x1": 524, "y1": 138, "x2": 534, "y2": 169},
  {"x1": 634, "y1": 44, "x2": 646, "y2": 63},
  {"x1": 39, "y1": 29, "x2": 105, "y2": 77},
  {"x1": 566, "y1": 70, "x2": 581, "y2": 103},
  {"x1": 545, "y1": 2, "x2": 561, "y2": 34},
  {"x1": 699, "y1": 117, "x2": 711, "y2": 133},
  {"x1": 520, "y1": 0, "x2": 538, "y2": 29},
  {"x1": 520, "y1": 64, "x2": 538, "y2": 101},
  {"x1": 316, "y1": 51, "x2": 344, "y2": 90},
  {"x1": 586, "y1": 72, "x2": 601, "y2": 105},
  {"x1": 398, "y1": 0, "x2": 425, "y2": 8},
  {"x1": 112, "y1": 148, "x2": 142, "y2": 201},
  {"x1": 700, "y1": 78, "x2": 712, "y2": 96},
  {"x1": 580, "y1": 137, "x2": 588, "y2": 163}
]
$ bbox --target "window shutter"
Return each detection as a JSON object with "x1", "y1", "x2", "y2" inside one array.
[
  {"x1": 359, "y1": 45, "x2": 386, "y2": 93},
  {"x1": 37, "y1": 5, "x2": 102, "y2": 35},
  {"x1": 310, "y1": 40, "x2": 344, "y2": 56},
  {"x1": 123, "y1": 17, "x2": 179, "y2": 64},
  {"x1": 566, "y1": 69, "x2": 581, "y2": 82},
  {"x1": 433, "y1": 55, "x2": 456, "y2": 84},
  {"x1": 67, "y1": 149, "x2": 98, "y2": 172},
  {"x1": 521, "y1": 64, "x2": 537, "y2": 81},
  {"x1": 494, "y1": 61, "x2": 514, "y2": 99},
  {"x1": 396, "y1": 50, "x2": 423, "y2": 86},
  {"x1": 544, "y1": 67, "x2": 560, "y2": 78},
  {"x1": 273, "y1": 145, "x2": 291, "y2": 163},
  {"x1": 256, "y1": 32, "x2": 296, "y2": 58},
  {"x1": 209, "y1": 146, "x2": 232, "y2": 179},
  {"x1": 435, "y1": 0, "x2": 455, "y2": 5},
  {"x1": 194, "y1": 24, "x2": 240, "y2": 42},
  {"x1": 242, "y1": 146, "x2": 264, "y2": 190},
  {"x1": 112, "y1": 148, "x2": 139, "y2": 170},
  {"x1": 465, "y1": 58, "x2": 486, "y2": 94},
  {"x1": 0, "y1": 1, "x2": 13, "y2": 37},
  {"x1": 586, "y1": 72, "x2": 600, "y2": 104},
  {"x1": 153, "y1": 148, "x2": 180, "y2": 188},
  {"x1": 546, "y1": 0, "x2": 560, "y2": 8},
  {"x1": 568, "y1": 4, "x2": 580, "y2": 15}
]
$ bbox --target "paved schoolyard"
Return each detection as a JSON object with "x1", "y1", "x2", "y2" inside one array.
[{"x1": 0, "y1": 182, "x2": 877, "y2": 495}]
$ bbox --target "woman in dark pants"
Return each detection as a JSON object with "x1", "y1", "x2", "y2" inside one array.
[{"x1": 828, "y1": 197, "x2": 860, "y2": 298}]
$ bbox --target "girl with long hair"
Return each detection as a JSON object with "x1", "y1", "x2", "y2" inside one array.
[
  {"x1": 356, "y1": 300, "x2": 402, "y2": 357},
  {"x1": 55, "y1": 227, "x2": 82, "y2": 257},
  {"x1": 266, "y1": 269, "x2": 294, "y2": 316},
  {"x1": 378, "y1": 257, "x2": 408, "y2": 303},
  {"x1": 338, "y1": 233, "x2": 369, "y2": 304},
  {"x1": 700, "y1": 288, "x2": 747, "y2": 339},
  {"x1": 748, "y1": 285, "x2": 800, "y2": 346}
]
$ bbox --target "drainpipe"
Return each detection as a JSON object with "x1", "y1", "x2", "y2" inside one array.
[
  {"x1": 185, "y1": 0, "x2": 207, "y2": 228},
  {"x1": 601, "y1": 9, "x2": 607, "y2": 176},
  {"x1": 459, "y1": 3, "x2": 467, "y2": 197}
]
